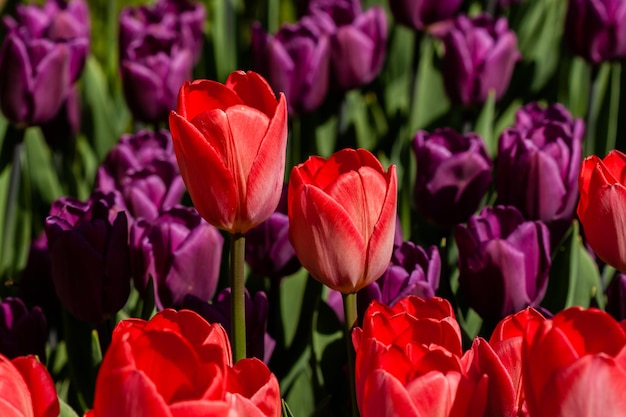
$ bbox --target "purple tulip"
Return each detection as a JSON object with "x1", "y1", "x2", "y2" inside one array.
[
  {"x1": 119, "y1": 0, "x2": 205, "y2": 64},
  {"x1": 0, "y1": 0, "x2": 89, "y2": 126},
  {"x1": 388, "y1": 0, "x2": 463, "y2": 30},
  {"x1": 439, "y1": 14, "x2": 520, "y2": 107},
  {"x1": 412, "y1": 128, "x2": 493, "y2": 227},
  {"x1": 45, "y1": 194, "x2": 131, "y2": 324},
  {"x1": 454, "y1": 205, "x2": 551, "y2": 322},
  {"x1": 496, "y1": 103, "x2": 584, "y2": 226},
  {"x1": 251, "y1": 14, "x2": 332, "y2": 114},
  {"x1": 607, "y1": 273, "x2": 626, "y2": 321},
  {"x1": 96, "y1": 129, "x2": 184, "y2": 222},
  {"x1": 182, "y1": 289, "x2": 276, "y2": 363},
  {"x1": 565, "y1": 0, "x2": 626, "y2": 64},
  {"x1": 309, "y1": 0, "x2": 387, "y2": 91},
  {"x1": 0, "y1": 298, "x2": 47, "y2": 361},
  {"x1": 130, "y1": 206, "x2": 223, "y2": 310}
]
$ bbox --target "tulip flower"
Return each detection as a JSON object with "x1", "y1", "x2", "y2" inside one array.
[
  {"x1": 564, "y1": 0, "x2": 626, "y2": 64},
  {"x1": 0, "y1": 354, "x2": 59, "y2": 417},
  {"x1": 44, "y1": 194, "x2": 131, "y2": 324},
  {"x1": 85, "y1": 309, "x2": 281, "y2": 417},
  {"x1": 0, "y1": 0, "x2": 90, "y2": 126},
  {"x1": 169, "y1": 70, "x2": 288, "y2": 234},
  {"x1": 455, "y1": 205, "x2": 551, "y2": 322},
  {"x1": 0, "y1": 298, "x2": 47, "y2": 361},
  {"x1": 413, "y1": 128, "x2": 493, "y2": 227},
  {"x1": 523, "y1": 307, "x2": 626, "y2": 416},
  {"x1": 497, "y1": 103, "x2": 584, "y2": 228},
  {"x1": 388, "y1": 0, "x2": 463, "y2": 30},
  {"x1": 251, "y1": 14, "x2": 332, "y2": 114},
  {"x1": 288, "y1": 148, "x2": 397, "y2": 294},
  {"x1": 130, "y1": 206, "x2": 224, "y2": 309},
  {"x1": 578, "y1": 150, "x2": 626, "y2": 272},
  {"x1": 438, "y1": 14, "x2": 520, "y2": 107}
]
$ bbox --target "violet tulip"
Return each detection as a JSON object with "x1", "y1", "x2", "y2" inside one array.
[
  {"x1": 309, "y1": 0, "x2": 387, "y2": 91},
  {"x1": 439, "y1": 14, "x2": 520, "y2": 107},
  {"x1": 454, "y1": 205, "x2": 551, "y2": 322},
  {"x1": 388, "y1": 0, "x2": 463, "y2": 30},
  {"x1": 413, "y1": 128, "x2": 492, "y2": 227},
  {"x1": 251, "y1": 14, "x2": 332, "y2": 114},
  {"x1": 44, "y1": 194, "x2": 131, "y2": 324},
  {"x1": 496, "y1": 103, "x2": 584, "y2": 226},
  {"x1": 0, "y1": 298, "x2": 47, "y2": 361},
  {"x1": 0, "y1": 0, "x2": 89, "y2": 126},
  {"x1": 565, "y1": 0, "x2": 626, "y2": 64},
  {"x1": 130, "y1": 206, "x2": 223, "y2": 309}
]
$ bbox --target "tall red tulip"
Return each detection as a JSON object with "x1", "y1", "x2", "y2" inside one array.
[
  {"x1": 0, "y1": 354, "x2": 59, "y2": 417},
  {"x1": 85, "y1": 309, "x2": 281, "y2": 417},
  {"x1": 288, "y1": 148, "x2": 397, "y2": 293},
  {"x1": 523, "y1": 307, "x2": 626, "y2": 417},
  {"x1": 578, "y1": 150, "x2": 626, "y2": 272},
  {"x1": 169, "y1": 70, "x2": 288, "y2": 234}
]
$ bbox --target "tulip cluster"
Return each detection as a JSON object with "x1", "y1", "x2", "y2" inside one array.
[{"x1": 353, "y1": 295, "x2": 626, "y2": 416}]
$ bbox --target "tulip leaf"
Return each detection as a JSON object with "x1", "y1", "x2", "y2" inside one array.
[
  {"x1": 474, "y1": 90, "x2": 496, "y2": 158},
  {"x1": 383, "y1": 26, "x2": 415, "y2": 117},
  {"x1": 58, "y1": 397, "x2": 80, "y2": 417},
  {"x1": 559, "y1": 56, "x2": 590, "y2": 119},
  {"x1": 281, "y1": 400, "x2": 295, "y2": 417}
]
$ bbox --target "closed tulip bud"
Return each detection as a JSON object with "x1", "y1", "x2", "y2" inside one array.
[
  {"x1": 455, "y1": 206, "x2": 551, "y2": 322},
  {"x1": 578, "y1": 150, "x2": 626, "y2": 272},
  {"x1": 169, "y1": 71, "x2": 288, "y2": 234},
  {"x1": 497, "y1": 102, "x2": 584, "y2": 230},
  {"x1": 413, "y1": 128, "x2": 493, "y2": 227},
  {"x1": 309, "y1": 0, "x2": 387, "y2": 91},
  {"x1": 289, "y1": 148, "x2": 397, "y2": 293},
  {"x1": 44, "y1": 194, "x2": 131, "y2": 324},
  {"x1": 0, "y1": 298, "x2": 47, "y2": 361},
  {"x1": 439, "y1": 14, "x2": 520, "y2": 107},
  {"x1": 389, "y1": 0, "x2": 463, "y2": 30},
  {"x1": 0, "y1": 0, "x2": 89, "y2": 126},
  {"x1": 251, "y1": 14, "x2": 332, "y2": 114},
  {"x1": 130, "y1": 206, "x2": 223, "y2": 309},
  {"x1": 183, "y1": 289, "x2": 276, "y2": 363},
  {"x1": 565, "y1": 0, "x2": 626, "y2": 64}
]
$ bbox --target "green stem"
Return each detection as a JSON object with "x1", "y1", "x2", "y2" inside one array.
[
  {"x1": 230, "y1": 233, "x2": 247, "y2": 362},
  {"x1": 267, "y1": 0, "x2": 279, "y2": 34},
  {"x1": 343, "y1": 292, "x2": 359, "y2": 417},
  {"x1": 585, "y1": 65, "x2": 601, "y2": 156},
  {"x1": 290, "y1": 116, "x2": 301, "y2": 173},
  {"x1": 605, "y1": 63, "x2": 621, "y2": 156}
]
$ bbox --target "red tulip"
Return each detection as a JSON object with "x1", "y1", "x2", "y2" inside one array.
[
  {"x1": 288, "y1": 148, "x2": 397, "y2": 293},
  {"x1": 0, "y1": 354, "x2": 59, "y2": 417},
  {"x1": 578, "y1": 150, "x2": 626, "y2": 272},
  {"x1": 523, "y1": 307, "x2": 626, "y2": 417},
  {"x1": 85, "y1": 309, "x2": 281, "y2": 417},
  {"x1": 169, "y1": 71, "x2": 288, "y2": 234}
]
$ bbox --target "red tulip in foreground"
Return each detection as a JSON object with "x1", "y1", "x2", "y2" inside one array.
[
  {"x1": 288, "y1": 148, "x2": 397, "y2": 293},
  {"x1": 0, "y1": 354, "x2": 59, "y2": 417},
  {"x1": 85, "y1": 309, "x2": 281, "y2": 417},
  {"x1": 169, "y1": 70, "x2": 288, "y2": 234},
  {"x1": 578, "y1": 150, "x2": 626, "y2": 272}
]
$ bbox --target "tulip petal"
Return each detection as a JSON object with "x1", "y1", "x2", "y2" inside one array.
[
  {"x1": 31, "y1": 43, "x2": 71, "y2": 124},
  {"x1": 0, "y1": 355, "x2": 34, "y2": 417},
  {"x1": 122, "y1": 61, "x2": 165, "y2": 123},
  {"x1": 0, "y1": 35, "x2": 32, "y2": 124},
  {"x1": 226, "y1": 70, "x2": 280, "y2": 118},
  {"x1": 177, "y1": 79, "x2": 243, "y2": 121},
  {"x1": 11, "y1": 356, "x2": 59, "y2": 417},
  {"x1": 169, "y1": 401, "x2": 230, "y2": 416},
  {"x1": 360, "y1": 369, "x2": 420, "y2": 417}
]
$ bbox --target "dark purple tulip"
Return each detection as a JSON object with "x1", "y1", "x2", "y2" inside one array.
[
  {"x1": 182, "y1": 289, "x2": 276, "y2": 363},
  {"x1": 0, "y1": 298, "x2": 47, "y2": 361},
  {"x1": 44, "y1": 194, "x2": 131, "y2": 324},
  {"x1": 565, "y1": 0, "x2": 626, "y2": 64},
  {"x1": 607, "y1": 273, "x2": 626, "y2": 321},
  {"x1": 454, "y1": 205, "x2": 551, "y2": 322},
  {"x1": 439, "y1": 14, "x2": 520, "y2": 107},
  {"x1": 130, "y1": 206, "x2": 223, "y2": 310},
  {"x1": 121, "y1": 35, "x2": 193, "y2": 124},
  {"x1": 412, "y1": 128, "x2": 493, "y2": 227},
  {"x1": 309, "y1": 0, "x2": 387, "y2": 91},
  {"x1": 388, "y1": 0, "x2": 463, "y2": 30},
  {"x1": 119, "y1": 0, "x2": 205, "y2": 64},
  {"x1": 496, "y1": 103, "x2": 584, "y2": 226},
  {"x1": 251, "y1": 14, "x2": 332, "y2": 114},
  {"x1": 0, "y1": 0, "x2": 89, "y2": 126}
]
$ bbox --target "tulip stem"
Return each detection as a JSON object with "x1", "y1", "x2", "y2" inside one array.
[
  {"x1": 343, "y1": 292, "x2": 359, "y2": 417},
  {"x1": 230, "y1": 233, "x2": 247, "y2": 362},
  {"x1": 584, "y1": 65, "x2": 601, "y2": 156}
]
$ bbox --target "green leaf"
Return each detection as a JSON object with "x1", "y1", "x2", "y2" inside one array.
[
  {"x1": 474, "y1": 90, "x2": 497, "y2": 158},
  {"x1": 282, "y1": 399, "x2": 295, "y2": 417},
  {"x1": 58, "y1": 397, "x2": 80, "y2": 417}
]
